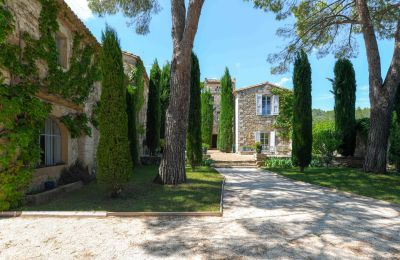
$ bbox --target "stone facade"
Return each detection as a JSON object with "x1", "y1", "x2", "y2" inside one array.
[
  {"x1": 235, "y1": 83, "x2": 291, "y2": 156},
  {"x1": 3, "y1": 0, "x2": 149, "y2": 192}
]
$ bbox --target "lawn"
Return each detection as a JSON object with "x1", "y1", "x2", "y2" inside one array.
[
  {"x1": 22, "y1": 166, "x2": 224, "y2": 212},
  {"x1": 268, "y1": 167, "x2": 400, "y2": 205}
]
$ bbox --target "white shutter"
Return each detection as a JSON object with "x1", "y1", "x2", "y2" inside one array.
[
  {"x1": 270, "y1": 131, "x2": 276, "y2": 151},
  {"x1": 256, "y1": 94, "x2": 262, "y2": 115},
  {"x1": 272, "y1": 95, "x2": 279, "y2": 115},
  {"x1": 254, "y1": 131, "x2": 261, "y2": 142}
]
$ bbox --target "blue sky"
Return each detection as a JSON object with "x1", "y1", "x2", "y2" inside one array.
[{"x1": 66, "y1": 0, "x2": 395, "y2": 110}]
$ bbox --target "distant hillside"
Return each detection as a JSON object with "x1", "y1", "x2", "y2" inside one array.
[{"x1": 313, "y1": 108, "x2": 370, "y2": 122}]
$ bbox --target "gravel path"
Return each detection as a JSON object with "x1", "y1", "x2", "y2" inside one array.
[{"x1": 1, "y1": 168, "x2": 399, "y2": 259}]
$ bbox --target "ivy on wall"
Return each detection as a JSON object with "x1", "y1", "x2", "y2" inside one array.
[
  {"x1": 61, "y1": 114, "x2": 92, "y2": 138},
  {"x1": 0, "y1": 0, "x2": 99, "y2": 210},
  {"x1": 271, "y1": 87, "x2": 294, "y2": 141}
]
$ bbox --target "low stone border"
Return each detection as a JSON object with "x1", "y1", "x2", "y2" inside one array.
[
  {"x1": 0, "y1": 177, "x2": 226, "y2": 218},
  {"x1": 265, "y1": 169, "x2": 400, "y2": 211}
]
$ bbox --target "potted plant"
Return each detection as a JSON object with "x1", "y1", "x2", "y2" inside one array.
[
  {"x1": 44, "y1": 177, "x2": 56, "y2": 190},
  {"x1": 202, "y1": 143, "x2": 209, "y2": 155},
  {"x1": 255, "y1": 142, "x2": 262, "y2": 154}
]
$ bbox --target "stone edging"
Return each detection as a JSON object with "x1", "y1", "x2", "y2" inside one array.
[
  {"x1": 265, "y1": 169, "x2": 400, "y2": 211},
  {"x1": 0, "y1": 176, "x2": 226, "y2": 218}
]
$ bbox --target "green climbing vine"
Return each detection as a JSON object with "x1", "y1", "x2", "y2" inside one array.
[
  {"x1": 61, "y1": 114, "x2": 92, "y2": 138},
  {"x1": 271, "y1": 87, "x2": 294, "y2": 140},
  {"x1": 0, "y1": 0, "x2": 99, "y2": 210}
]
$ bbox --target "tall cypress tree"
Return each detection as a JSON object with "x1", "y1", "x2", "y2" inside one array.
[
  {"x1": 97, "y1": 26, "x2": 133, "y2": 197},
  {"x1": 217, "y1": 68, "x2": 234, "y2": 152},
  {"x1": 160, "y1": 62, "x2": 170, "y2": 139},
  {"x1": 187, "y1": 53, "x2": 202, "y2": 169},
  {"x1": 201, "y1": 89, "x2": 214, "y2": 146},
  {"x1": 292, "y1": 50, "x2": 312, "y2": 172},
  {"x1": 333, "y1": 58, "x2": 356, "y2": 156},
  {"x1": 146, "y1": 60, "x2": 161, "y2": 156}
]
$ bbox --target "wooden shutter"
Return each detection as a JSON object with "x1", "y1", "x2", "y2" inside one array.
[
  {"x1": 256, "y1": 94, "x2": 262, "y2": 115},
  {"x1": 272, "y1": 95, "x2": 279, "y2": 115}
]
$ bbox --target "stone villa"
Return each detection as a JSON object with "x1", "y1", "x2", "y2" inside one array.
[
  {"x1": 204, "y1": 79, "x2": 291, "y2": 156},
  {"x1": 3, "y1": 0, "x2": 149, "y2": 192}
]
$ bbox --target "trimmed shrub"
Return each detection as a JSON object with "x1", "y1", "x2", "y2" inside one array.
[
  {"x1": 58, "y1": 160, "x2": 94, "y2": 185},
  {"x1": 96, "y1": 26, "x2": 133, "y2": 197},
  {"x1": 265, "y1": 158, "x2": 293, "y2": 168},
  {"x1": 160, "y1": 62, "x2": 170, "y2": 139},
  {"x1": 146, "y1": 60, "x2": 161, "y2": 155},
  {"x1": 201, "y1": 89, "x2": 214, "y2": 146}
]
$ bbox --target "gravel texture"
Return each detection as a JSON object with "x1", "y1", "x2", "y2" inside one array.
[{"x1": 1, "y1": 168, "x2": 399, "y2": 259}]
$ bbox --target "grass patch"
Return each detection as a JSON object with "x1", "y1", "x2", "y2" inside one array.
[
  {"x1": 268, "y1": 167, "x2": 400, "y2": 205},
  {"x1": 22, "y1": 166, "x2": 223, "y2": 212}
]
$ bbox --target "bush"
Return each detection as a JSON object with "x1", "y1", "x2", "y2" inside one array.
[
  {"x1": 58, "y1": 160, "x2": 94, "y2": 185},
  {"x1": 255, "y1": 142, "x2": 262, "y2": 154},
  {"x1": 201, "y1": 158, "x2": 214, "y2": 167},
  {"x1": 313, "y1": 122, "x2": 341, "y2": 167},
  {"x1": 310, "y1": 156, "x2": 325, "y2": 167},
  {"x1": 265, "y1": 158, "x2": 293, "y2": 168}
]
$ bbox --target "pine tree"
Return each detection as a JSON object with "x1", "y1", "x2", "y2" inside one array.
[
  {"x1": 160, "y1": 62, "x2": 170, "y2": 139},
  {"x1": 292, "y1": 50, "x2": 312, "y2": 172},
  {"x1": 217, "y1": 68, "x2": 234, "y2": 152},
  {"x1": 146, "y1": 60, "x2": 161, "y2": 155},
  {"x1": 201, "y1": 89, "x2": 214, "y2": 146},
  {"x1": 187, "y1": 53, "x2": 202, "y2": 169},
  {"x1": 333, "y1": 58, "x2": 356, "y2": 156},
  {"x1": 97, "y1": 26, "x2": 133, "y2": 197}
]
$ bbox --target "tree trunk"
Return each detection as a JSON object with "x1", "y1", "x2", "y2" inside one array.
[
  {"x1": 356, "y1": 0, "x2": 400, "y2": 173},
  {"x1": 155, "y1": 0, "x2": 204, "y2": 185}
]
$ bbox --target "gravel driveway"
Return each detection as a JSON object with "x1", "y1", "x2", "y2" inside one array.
[{"x1": 1, "y1": 168, "x2": 399, "y2": 259}]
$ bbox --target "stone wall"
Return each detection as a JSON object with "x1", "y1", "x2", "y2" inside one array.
[{"x1": 235, "y1": 83, "x2": 291, "y2": 155}]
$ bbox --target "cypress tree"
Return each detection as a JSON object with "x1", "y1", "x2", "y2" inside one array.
[
  {"x1": 126, "y1": 59, "x2": 146, "y2": 165},
  {"x1": 292, "y1": 50, "x2": 312, "y2": 172},
  {"x1": 160, "y1": 63, "x2": 171, "y2": 139},
  {"x1": 187, "y1": 53, "x2": 202, "y2": 169},
  {"x1": 333, "y1": 58, "x2": 356, "y2": 156},
  {"x1": 97, "y1": 26, "x2": 133, "y2": 197},
  {"x1": 217, "y1": 68, "x2": 234, "y2": 152},
  {"x1": 201, "y1": 89, "x2": 214, "y2": 146},
  {"x1": 146, "y1": 60, "x2": 161, "y2": 155}
]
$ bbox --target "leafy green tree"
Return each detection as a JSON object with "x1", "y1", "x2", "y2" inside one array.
[
  {"x1": 249, "y1": 0, "x2": 400, "y2": 173},
  {"x1": 126, "y1": 59, "x2": 146, "y2": 165},
  {"x1": 201, "y1": 89, "x2": 214, "y2": 146},
  {"x1": 186, "y1": 53, "x2": 202, "y2": 169},
  {"x1": 146, "y1": 60, "x2": 161, "y2": 155},
  {"x1": 292, "y1": 50, "x2": 312, "y2": 172},
  {"x1": 332, "y1": 58, "x2": 357, "y2": 157},
  {"x1": 217, "y1": 68, "x2": 234, "y2": 152},
  {"x1": 97, "y1": 26, "x2": 133, "y2": 197},
  {"x1": 389, "y1": 113, "x2": 400, "y2": 172},
  {"x1": 88, "y1": 0, "x2": 205, "y2": 185},
  {"x1": 160, "y1": 62, "x2": 170, "y2": 139}
]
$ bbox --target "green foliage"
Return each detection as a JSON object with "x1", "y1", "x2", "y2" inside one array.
[
  {"x1": 332, "y1": 58, "x2": 356, "y2": 156},
  {"x1": 355, "y1": 117, "x2": 370, "y2": 143},
  {"x1": 61, "y1": 114, "x2": 92, "y2": 138},
  {"x1": 96, "y1": 26, "x2": 133, "y2": 197},
  {"x1": 126, "y1": 59, "x2": 146, "y2": 165},
  {"x1": 160, "y1": 62, "x2": 170, "y2": 139},
  {"x1": 187, "y1": 53, "x2": 203, "y2": 169},
  {"x1": 265, "y1": 157, "x2": 293, "y2": 168},
  {"x1": 201, "y1": 89, "x2": 213, "y2": 146},
  {"x1": 217, "y1": 68, "x2": 234, "y2": 152},
  {"x1": 255, "y1": 142, "x2": 262, "y2": 154},
  {"x1": 271, "y1": 87, "x2": 293, "y2": 140},
  {"x1": 292, "y1": 50, "x2": 312, "y2": 171},
  {"x1": 201, "y1": 158, "x2": 214, "y2": 167},
  {"x1": 312, "y1": 121, "x2": 339, "y2": 167},
  {"x1": 146, "y1": 60, "x2": 161, "y2": 155},
  {"x1": 389, "y1": 113, "x2": 400, "y2": 172},
  {"x1": 313, "y1": 108, "x2": 370, "y2": 123}
]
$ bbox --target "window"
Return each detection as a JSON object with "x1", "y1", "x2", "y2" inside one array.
[
  {"x1": 56, "y1": 33, "x2": 68, "y2": 69},
  {"x1": 260, "y1": 133, "x2": 269, "y2": 150},
  {"x1": 39, "y1": 118, "x2": 62, "y2": 167},
  {"x1": 262, "y1": 96, "x2": 271, "y2": 115}
]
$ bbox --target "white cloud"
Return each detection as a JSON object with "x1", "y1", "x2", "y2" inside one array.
[
  {"x1": 274, "y1": 77, "x2": 290, "y2": 87},
  {"x1": 64, "y1": 0, "x2": 94, "y2": 21}
]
